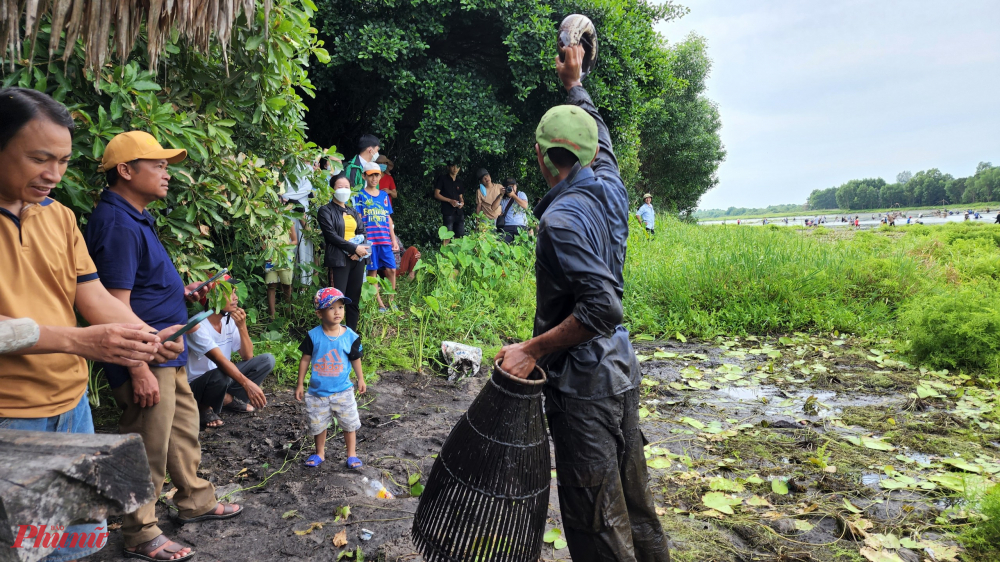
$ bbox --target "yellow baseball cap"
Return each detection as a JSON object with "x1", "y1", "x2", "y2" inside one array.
[{"x1": 98, "y1": 131, "x2": 187, "y2": 172}]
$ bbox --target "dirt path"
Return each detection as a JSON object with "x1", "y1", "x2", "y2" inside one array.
[
  {"x1": 90, "y1": 371, "x2": 567, "y2": 562},
  {"x1": 90, "y1": 335, "x2": 999, "y2": 561}
]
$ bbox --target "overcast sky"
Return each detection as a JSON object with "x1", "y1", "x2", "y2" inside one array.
[{"x1": 655, "y1": 0, "x2": 1000, "y2": 210}]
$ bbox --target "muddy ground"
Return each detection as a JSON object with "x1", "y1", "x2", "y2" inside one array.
[{"x1": 90, "y1": 335, "x2": 999, "y2": 562}]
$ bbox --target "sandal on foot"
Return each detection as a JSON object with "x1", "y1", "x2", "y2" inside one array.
[
  {"x1": 304, "y1": 454, "x2": 324, "y2": 468},
  {"x1": 223, "y1": 397, "x2": 254, "y2": 413},
  {"x1": 175, "y1": 501, "x2": 243, "y2": 524},
  {"x1": 200, "y1": 408, "x2": 223, "y2": 430},
  {"x1": 347, "y1": 456, "x2": 363, "y2": 469},
  {"x1": 124, "y1": 534, "x2": 194, "y2": 561}
]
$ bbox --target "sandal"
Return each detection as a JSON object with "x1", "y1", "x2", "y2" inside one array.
[
  {"x1": 124, "y1": 534, "x2": 194, "y2": 561},
  {"x1": 304, "y1": 454, "x2": 324, "y2": 467},
  {"x1": 347, "y1": 456, "x2": 363, "y2": 469},
  {"x1": 200, "y1": 407, "x2": 223, "y2": 430},
  {"x1": 223, "y1": 397, "x2": 254, "y2": 413},
  {"x1": 175, "y1": 501, "x2": 243, "y2": 524}
]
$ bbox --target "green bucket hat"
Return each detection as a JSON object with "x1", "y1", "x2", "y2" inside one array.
[{"x1": 535, "y1": 105, "x2": 598, "y2": 177}]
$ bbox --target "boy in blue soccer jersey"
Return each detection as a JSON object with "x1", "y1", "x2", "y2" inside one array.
[
  {"x1": 353, "y1": 166, "x2": 399, "y2": 311},
  {"x1": 295, "y1": 288, "x2": 367, "y2": 469}
]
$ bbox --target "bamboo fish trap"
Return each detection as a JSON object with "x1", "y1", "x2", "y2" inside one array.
[{"x1": 412, "y1": 362, "x2": 550, "y2": 562}]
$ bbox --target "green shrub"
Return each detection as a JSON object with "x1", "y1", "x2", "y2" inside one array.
[
  {"x1": 252, "y1": 338, "x2": 304, "y2": 387},
  {"x1": 961, "y1": 483, "x2": 1000, "y2": 558},
  {"x1": 902, "y1": 286, "x2": 1000, "y2": 373}
]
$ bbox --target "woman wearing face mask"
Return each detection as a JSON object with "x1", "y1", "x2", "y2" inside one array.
[{"x1": 317, "y1": 173, "x2": 369, "y2": 330}]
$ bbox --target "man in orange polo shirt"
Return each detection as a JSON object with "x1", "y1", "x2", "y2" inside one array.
[{"x1": 0, "y1": 89, "x2": 186, "y2": 562}]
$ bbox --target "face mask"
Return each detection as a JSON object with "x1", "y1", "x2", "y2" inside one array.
[
  {"x1": 370, "y1": 150, "x2": 379, "y2": 161},
  {"x1": 334, "y1": 188, "x2": 352, "y2": 203},
  {"x1": 479, "y1": 183, "x2": 487, "y2": 196},
  {"x1": 379, "y1": 163, "x2": 387, "y2": 172}
]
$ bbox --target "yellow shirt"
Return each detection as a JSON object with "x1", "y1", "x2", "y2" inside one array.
[
  {"x1": 0, "y1": 198, "x2": 99, "y2": 417},
  {"x1": 343, "y1": 212, "x2": 357, "y2": 240}
]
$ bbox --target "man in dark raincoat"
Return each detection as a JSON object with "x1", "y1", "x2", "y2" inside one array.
[{"x1": 496, "y1": 44, "x2": 670, "y2": 562}]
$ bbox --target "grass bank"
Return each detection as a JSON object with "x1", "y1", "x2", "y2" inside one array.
[
  {"x1": 239, "y1": 218, "x2": 1000, "y2": 382},
  {"x1": 625, "y1": 219, "x2": 1000, "y2": 374}
]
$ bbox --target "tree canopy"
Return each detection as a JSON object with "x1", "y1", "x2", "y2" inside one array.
[
  {"x1": 306, "y1": 0, "x2": 724, "y2": 240},
  {"x1": 4, "y1": 0, "x2": 334, "y2": 295}
]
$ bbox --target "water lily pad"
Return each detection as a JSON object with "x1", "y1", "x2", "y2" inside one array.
[
  {"x1": 708, "y1": 477, "x2": 744, "y2": 492},
  {"x1": 845, "y1": 435, "x2": 895, "y2": 451},
  {"x1": 771, "y1": 479, "x2": 789, "y2": 495},
  {"x1": 701, "y1": 492, "x2": 741, "y2": 515},
  {"x1": 647, "y1": 457, "x2": 670, "y2": 469},
  {"x1": 941, "y1": 457, "x2": 981, "y2": 473},
  {"x1": 680, "y1": 417, "x2": 705, "y2": 429}
]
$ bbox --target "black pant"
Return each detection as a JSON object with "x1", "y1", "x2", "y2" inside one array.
[
  {"x1": 545, "y1": 387, "x2": 670, "y2": 562},
  {"x1": 189, "y1": 354, "x2": 274, "y2": 414},
  {"x1": 329, "y1": 257, "x2": 365, "y2": 330},
  {"x1": 499, "y1": 224, "x2": 526, "y2": 243},
  {"x1": 443, "y1": 213, "x2": 465, "y2": 238}
]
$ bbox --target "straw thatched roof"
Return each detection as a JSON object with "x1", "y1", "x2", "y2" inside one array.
[{"x1": 1, "y1": 0, "x2": 270, "y2": 72}]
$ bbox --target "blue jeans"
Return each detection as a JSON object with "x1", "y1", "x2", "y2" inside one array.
[{"x1": 0, "y1": 391, "x2": 108, "y2": 561}]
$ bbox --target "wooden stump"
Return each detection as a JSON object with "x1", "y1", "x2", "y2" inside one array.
[{"x1": 0, "y1": 430, "x2": 154, "y2": 562}]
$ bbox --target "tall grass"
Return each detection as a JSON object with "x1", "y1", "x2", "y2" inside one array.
[
  {"x1": 624, "y1": 219, "x2": 1000, "y2": 374},
  {"x1": 623, "y1": 222, "x2": 927, "y2": 338},
  {"x1": 244, "y1": 218, "x2": 1000, "y2": 383}
]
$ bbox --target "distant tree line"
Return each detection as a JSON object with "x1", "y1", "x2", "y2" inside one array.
[
  {"x1": 696, "y1": 161, "x2": 999, "y2": 218},
  {"x1": 694, "y1": 204, "x2": 803, "y2": 219},
  {"x1": 808, "y1": 162, "x2": 1000, "y2": 211}
]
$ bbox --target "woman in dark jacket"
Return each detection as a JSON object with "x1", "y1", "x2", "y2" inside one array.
[{"x1": 318, "y1": 173, "x2": 370, "y2": 330}]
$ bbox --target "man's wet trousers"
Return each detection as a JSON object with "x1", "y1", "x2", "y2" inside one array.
[{"x1": 545, "y1": 387, "x2": 671, "y2": 562}]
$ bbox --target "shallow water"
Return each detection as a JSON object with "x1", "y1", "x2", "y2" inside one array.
[{"x1": 699, "y1": 211, "x2": 999, "y2": 228}]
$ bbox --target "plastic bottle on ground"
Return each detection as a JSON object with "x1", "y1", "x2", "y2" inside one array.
[{"x1": 362, "y1": 477, "x2": 394, "y2": 499}]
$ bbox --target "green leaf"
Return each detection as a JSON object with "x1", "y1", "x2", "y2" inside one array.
[
  {"x1": 543, "y1": 528, "x2": 562, "y2": 543},
  {"x1": 708, "y1": 477, "x2": 744, "y2": 492},
  {"x1": 553, "y1": 538, "x2": 567, "y2": 550},
  {"x1": 410, "y1": 483, "x2": 424, "y2": 497},
  {"x1": 246, "y1": 34, "x2": 265, "y2": 51},
  {"x1": 131, "y1": 80, "x2": 162, "y2": 91},
  {"x1": 408, "y1": 473, "x2": 421, "y2": 486},
  {"x1": 647, "y1": 457, "x2": 670, "y2": 469},
  {"x1": 771, "y1": 479, "x2": 789, "y2": 495},
  {"x1": 793, "y1": 520, "x2": 814, "y2": 532},
  {"x1": 701, "y1": 492, "x2": 741, "y2": 515},
  {"x1": 941, "y1": 457, "x2": 981, "y2": 473},
  {"x1": 679, "y1": 417, "x2": 705, "y2": 429}
]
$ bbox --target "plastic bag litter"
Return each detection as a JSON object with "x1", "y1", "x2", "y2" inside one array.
[{"x1": 441, "y1": 341, "x2": 483, "y2": 382}]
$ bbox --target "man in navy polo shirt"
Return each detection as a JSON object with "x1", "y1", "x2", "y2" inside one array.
[{"x1": 85, "y1": 131, "x2": 242, "y2": 562}]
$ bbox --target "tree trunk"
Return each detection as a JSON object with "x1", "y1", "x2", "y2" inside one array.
[{"x1": 0, "y1": 430, "x2": 154, "y2": 562}]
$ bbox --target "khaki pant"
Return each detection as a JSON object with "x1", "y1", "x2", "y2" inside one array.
[{"x1": 113, "y1": 366, "x2": 217, "y2": 548}]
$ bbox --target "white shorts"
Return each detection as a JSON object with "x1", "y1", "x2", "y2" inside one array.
[{"x1": 305, "y1": 389, "x2": 361, "y2": 435}]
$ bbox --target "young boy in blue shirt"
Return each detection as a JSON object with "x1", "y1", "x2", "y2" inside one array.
[
  {"x1": 354, "y1": 166, "x2": 398, "y2": 312},
  {"x1": 295, "y1": 288, "x2": 367, "y2": 468}
]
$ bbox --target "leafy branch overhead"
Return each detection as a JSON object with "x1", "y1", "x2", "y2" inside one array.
[
  {"x1": 307, "y1": 0, "x2": 723, "y2": 221},
  {"x1": 4, "y1": 0, "x2": 336, "y2": 285}
]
